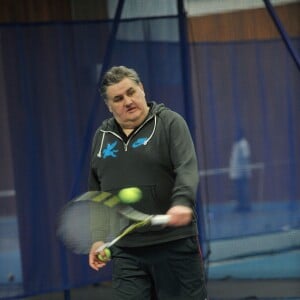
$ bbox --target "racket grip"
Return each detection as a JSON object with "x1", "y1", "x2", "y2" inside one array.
[
  {"x1": 151, "y1": 215, "x2": 170, "y2": 225},
  {"x1": 95, "y1": 243, "x2": 109, "y2": 253}
]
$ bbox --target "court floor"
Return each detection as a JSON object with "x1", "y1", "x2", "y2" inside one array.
[
  {"x1": 12, "y1": 279, "x2": 300, "y2": 300},
  {"x1": 1, "y1": 199, "x2": 299, "y2": 299},
  {"x1": 1, "y1": 247, "x2": 299, "y2": 299}
]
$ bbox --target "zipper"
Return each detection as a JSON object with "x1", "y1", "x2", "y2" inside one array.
[
  {"x1": 123, "y1": 129, "x2": 140, "y2": 151},
  {"x1": 123, "y1": 114, "x2": 155, "y2": 151},
  {"x1": 102, "y1": 114, "x2": 155, "y2": 152}
]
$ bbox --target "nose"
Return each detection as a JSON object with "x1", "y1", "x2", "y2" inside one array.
[{"x1": 124, "y1": 95, "x2": 133, "y2": 106}]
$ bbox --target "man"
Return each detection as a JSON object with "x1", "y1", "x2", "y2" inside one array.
[
  {"x1": 229, "y1": 130, "x2": 251, "y2": 212},
  {"x1": 88, "y1": 66, "x2": 208, "y2": 299}
]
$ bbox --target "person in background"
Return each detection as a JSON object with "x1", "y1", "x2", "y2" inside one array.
[
  {"x1": 88, "y1": 66, "x2": 208, "y2": 299},
  {"x1": 229, "y1": 129, "x2": 251, "y2": 212}
]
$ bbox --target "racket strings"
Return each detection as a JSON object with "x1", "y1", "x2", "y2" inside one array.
[
  {"x1": 57, "y1": 191, "x2": 157, "y2": 254},
  {"x1": 57, "y1": 200, "x2": 128, "y2": 254}
]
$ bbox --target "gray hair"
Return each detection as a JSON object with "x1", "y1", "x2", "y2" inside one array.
[{"x1": 100, "y1": 66, "x2": 141, "y2": 102}]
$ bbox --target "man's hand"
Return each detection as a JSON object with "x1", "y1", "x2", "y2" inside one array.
[
  {"x1": 89, "y1": 241, "x2": 109, "y2": 271},
  {"x1": 166, "y1": 205, "x2": 193, "y2": 226}
]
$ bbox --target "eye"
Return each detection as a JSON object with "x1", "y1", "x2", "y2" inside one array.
[
  {"x1": 127, "y1": 88, "x2": 135, "y2": 96},
  {"x1": 113, "y1": 96, "x2": 123, "y2": 102}
]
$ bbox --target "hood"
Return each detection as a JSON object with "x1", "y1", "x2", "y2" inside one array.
[{"x1": 150, "y1": 102, "x2": 168, "y2": 115}]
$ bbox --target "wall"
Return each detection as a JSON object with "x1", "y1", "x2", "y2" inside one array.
[
  {"x1": 188, "y1": 2, "x2": 300, "y2": 41},
  {"x1": 0, "y1": 0, "x2": 108, "y2": 23}
]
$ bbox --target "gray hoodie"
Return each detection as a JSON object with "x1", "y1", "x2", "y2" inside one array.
[{"x1": 88, "y1": 102, "x2": 199, "y2": 247}]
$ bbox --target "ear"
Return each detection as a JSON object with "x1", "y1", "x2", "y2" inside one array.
[
  {"x1": 107, "y1": 103, "x2": 112, "y2": 113},
  {"x1": 139, "y1": 83, "x2": 145, "y2": 96}
]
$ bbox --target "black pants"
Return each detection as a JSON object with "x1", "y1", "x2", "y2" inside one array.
[
  {"x1": 110, "y1": 237, "x2": 208, "y2": 300},
  {"x1": 234, "y1": 177, "x2": 251, "y2": 212}
]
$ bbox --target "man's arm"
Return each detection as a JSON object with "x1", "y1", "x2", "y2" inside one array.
[{"x1": 165, "y1": 111, "x2": 199, "y2": 226}]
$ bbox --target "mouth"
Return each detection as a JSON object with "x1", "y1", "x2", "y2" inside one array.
[{"x1": 127, "y1": 106, "x2": 137, "y2": 113}]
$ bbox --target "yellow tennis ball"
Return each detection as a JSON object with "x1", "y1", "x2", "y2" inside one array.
[
  {"x1": 98, "y1": 248, "x2": 111, "y2": 262},
  {"x1": 118, "y1": 187, "x2": 142, "y2": 204}
]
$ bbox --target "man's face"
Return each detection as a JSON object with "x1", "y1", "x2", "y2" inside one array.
[{"x1": 106, "y1": 78, "x2": 149, "y2": 129}]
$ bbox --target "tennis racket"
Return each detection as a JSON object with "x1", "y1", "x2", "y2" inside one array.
[{"x1": 56, "y1": 189, "x2": 170, "y2": 256}]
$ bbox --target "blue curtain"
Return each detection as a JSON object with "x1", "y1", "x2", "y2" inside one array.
[
  {"x1": 0, "y1": 17, "x2": 191, "y2": 298},
  {"x1": 190, "y1": 38, "x2": 300, "y2": 262}
]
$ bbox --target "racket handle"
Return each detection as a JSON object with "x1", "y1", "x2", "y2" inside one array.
[
  {"x1": 95, "y1": 243, "x2": 110, "y2": 253},
  {"x1": 151, "y1": 215, "x2": 170, "y2": 225}
]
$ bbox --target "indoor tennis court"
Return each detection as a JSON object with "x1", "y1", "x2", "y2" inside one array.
[{"x1": 0, "y1": 0, "x2": 299, "y2": 299}]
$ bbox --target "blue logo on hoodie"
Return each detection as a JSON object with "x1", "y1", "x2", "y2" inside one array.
[
  {"x1": 132, "y1": 137, "x2": 147, "y2": 148},
  {"x1": 102, "y1": 141, "x2": 118, "y2": 158}
]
